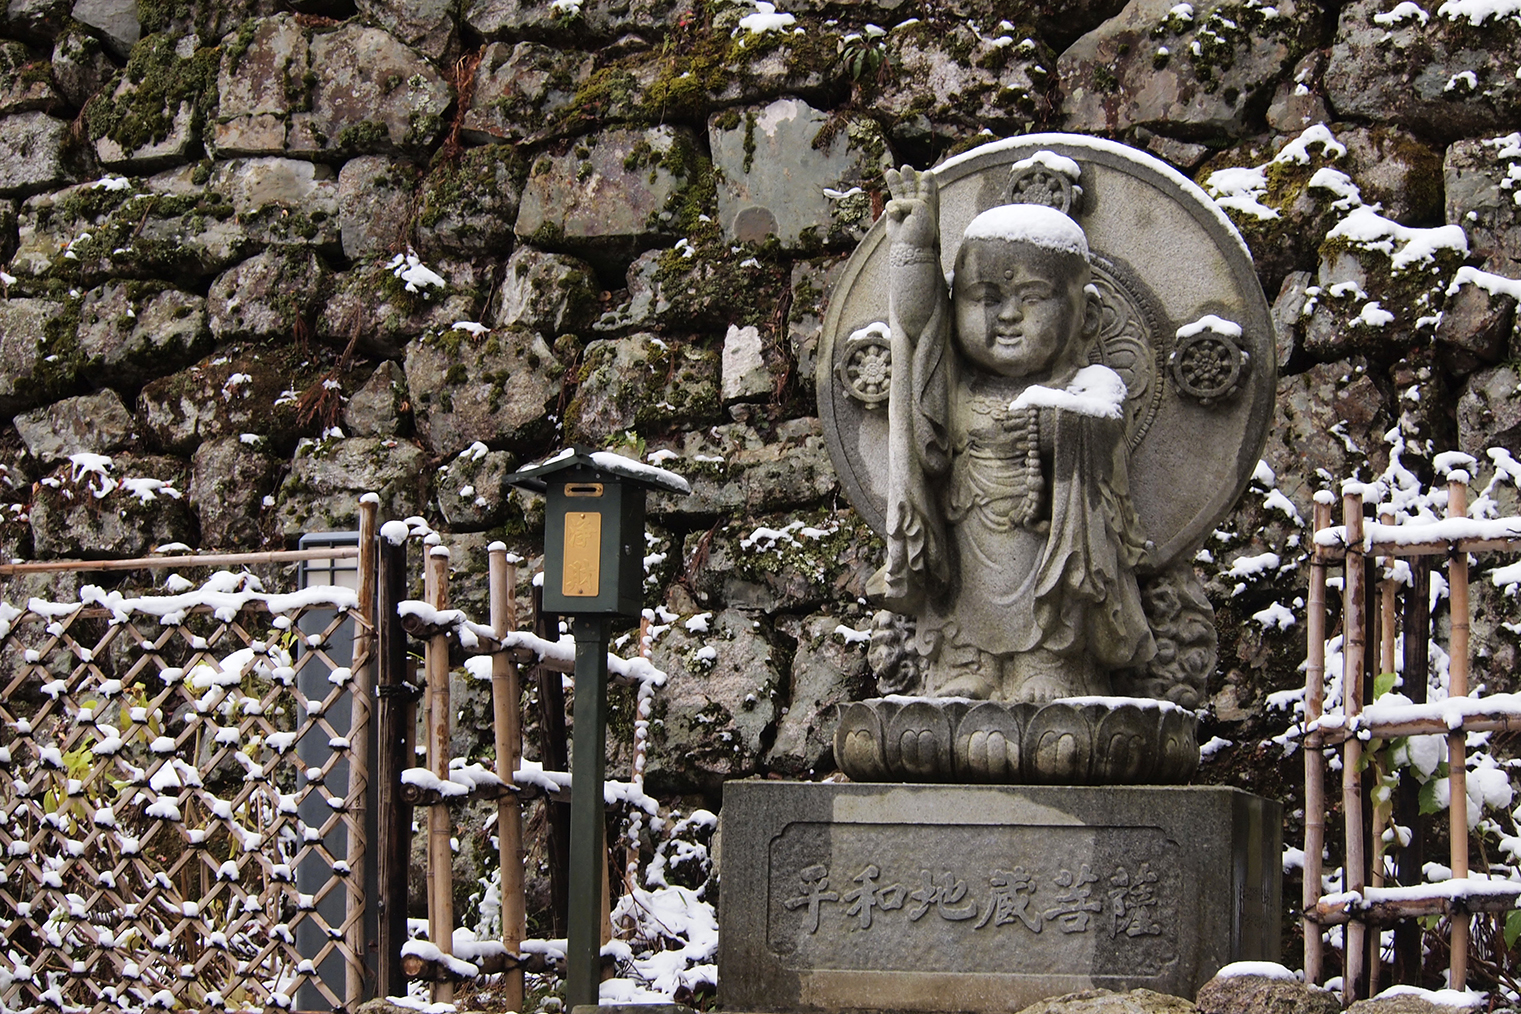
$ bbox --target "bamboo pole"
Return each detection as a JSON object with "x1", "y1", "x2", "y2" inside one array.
[
  {"x1": 345, "y1": 498, "x2": 378, "y2": 1005},
  {"x1": 1446, "y1": 478, "x2": 1471, "y2": 990},
  {"x1": 1304, "y1": 493, "x2": 1332, "y2": 985},
  {"x1": 489, "y1": 546, "x2": 525, "y2": 1014},
  {"x1": 426, "y1": 545, "x2": 456, "y2": 1003},
  {"x1": 375, "y1": 532, "x2": 412, "y2": 998},
  {"x1": 1379, "y1": 508, "x2": 1398, "y2": 681},
  {"x1": 0, "y1": 546, "x2": 358, "y2": 574},
  {"x1": 1366, "y1": 507, "x2": 1398, "y2": 996},
  {"x1": 1342, "y1": 485, "x2": 1368, "y2": 1005}
]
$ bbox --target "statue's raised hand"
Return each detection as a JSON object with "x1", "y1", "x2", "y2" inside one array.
[{"x1": 884, "y1": 165, "x2": 940, "y2": 251}]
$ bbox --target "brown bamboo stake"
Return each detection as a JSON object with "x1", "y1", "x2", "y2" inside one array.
[
  {"x1": 627, "y1": 614, "x2": 652, "y2": 896},
  {"x1": 1371, "y1": 508, "x2": 1397, "y2": 905},
  {"x1": 426, "y1": 545, "x2": 456, "y2": 1003},
  {"x1": 489, "y1": 546, "x2": 525, "y2": 1014},
  {"x1": 1305, "y1": 494, "x2": 1332, "y2": 985},
  {"x1": 345, "y1": 498, "x2": 378, "y2": 1005},
  {"x1": 1446, "y1": 477, "x2": 1471, "y2": 991},
  {"x1": 1342, "y1": 485, "x2": 1368, "y2": 1005}
]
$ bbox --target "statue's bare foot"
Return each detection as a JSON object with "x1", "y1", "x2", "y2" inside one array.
[
  {"x1": 1005, "y1": 674, "x2": 1078, "y2": 703},
  {"x1": 932, "y1": 672, "x2": 995, "y2": 700}
]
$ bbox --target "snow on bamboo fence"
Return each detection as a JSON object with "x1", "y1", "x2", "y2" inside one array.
[
  {"x1": 1303, "y1": 455, "x2": 1521, "y2": 1005},
  {"x1": 0, "y1": 502, "x2": 378, "y2": 1014}
]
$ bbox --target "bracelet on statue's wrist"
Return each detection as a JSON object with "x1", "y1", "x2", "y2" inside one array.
[{"x1": 890, "y1": 246, "x2": 938, "y2": 266}]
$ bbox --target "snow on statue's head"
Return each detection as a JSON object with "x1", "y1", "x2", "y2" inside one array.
[{"x1": 951, "y1": 203, "x2": 1102, "y2": 380}]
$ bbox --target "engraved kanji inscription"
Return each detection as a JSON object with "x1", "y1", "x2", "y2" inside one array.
[
  {"x1": 1108, "y1": 862, "x2": 1163, "y2": 938},
  {"x1": 842, "y1": 864, "x2": 906, "y2": 930},
  {"x1": 1043, "y1": 865, "x2": 1102, "y2": 933},
  {"x1": 907, "y1": 869, "x2": 978, "y2": 922},
  {"x1": 974, "y1": 867, "x2": 1043, "y2": 932},
  {"x1": 783, "y1": 863, "x2": 840, "y2": 933}
]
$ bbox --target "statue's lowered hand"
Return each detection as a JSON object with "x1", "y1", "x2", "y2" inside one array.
[{"x1": 884, "y1": 165, "x2": 939, "y2": 251}]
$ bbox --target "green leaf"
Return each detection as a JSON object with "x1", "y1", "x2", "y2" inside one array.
[
  {"x1": 1505, "y1": 908, "x2": 1521, "y2": 950},
  {"x1": 1374, "y1": 671, "x2": 1399, "y2": 699},
  {"x1": 1418, "y1": 777, "x2": 1444, "y2": 816}
]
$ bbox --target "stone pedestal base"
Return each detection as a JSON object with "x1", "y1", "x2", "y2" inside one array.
[{"x1": 717, "y1": 782, "x2": 1280, "y2": 1013}]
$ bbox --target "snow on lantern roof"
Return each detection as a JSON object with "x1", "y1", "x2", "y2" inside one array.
[{"x1": 506, "y1": 446, "x2": 692, "y2": 496}]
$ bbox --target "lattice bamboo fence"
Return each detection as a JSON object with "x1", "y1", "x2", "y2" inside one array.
[
  {"x1": 0, "y1": 518, "x2": 376, "y2": 1013},
  {"x1": 1303, "y1": 472, "x2": 1521, "y2": 1004}
]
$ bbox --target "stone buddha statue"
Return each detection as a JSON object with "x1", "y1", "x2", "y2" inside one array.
[
  {"x1": 872, "y1": 165, "x2": 1154, "y2": 704},
  {"x1": 822, "y1": 138, "x2": 1275, "y2": 783}
]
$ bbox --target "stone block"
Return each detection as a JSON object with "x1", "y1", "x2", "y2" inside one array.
[
  {"x1": 136, "y1": 345, "x2": 316, "y2": 455},
  {"x1": 208, "y1": 248, "x2": 327, "y2": 341},
  {"x1": 1444, "y1": 136, "x2": 1521, "y2": 277},
  {"x1": 70, "y1": 0, "x2": 138, "y2": 58},
  {"x1": 415, "y1": 144, "x2": 523, "y2": 258},
  {"x1": 0, "y1": 41, "x2": 61, "y2": 115},
  {"x1": 356, "y1": 0, "x2": 456, "y2": 62},
  {"x1": 493, "y1": 246, "x2": 600, "y2": 335},
  {"x1": 343, "y1": 360, "x2": 409, "y2": 437},
  {"x1": 213, "y1": 14, "x2": 306, "y2": 156},
  {"x1": 709, "y1": 98, "x2": 890, "y2": 251},
  {"x1": 1195, "y1": 970, "x2": 1340, "y2": 1014},
  {"x1": 51, "y1": 27, "x2": 115, "y2": 109},
  {"x1": 404, "y1": 325, "x2": 563, "y2": 456},
  {"x1": 1018, "y1": 990, "x2": 1196, "y2": 1013},
  {"x1": 289, "y1": 23, "x2": 451, "y2": 157},
  {"x1": 0, "y1": 297, "x2": 69, "y2": 417},
  {"x1": 0, "y1": 112, "x2": 74, "y2": 197},
  {"x1": 722, "y1": 323, "x2": 772, "y2": 403},
  {"x1": 190, "y1": 435, "x2": 280, "y2": 548},
  {"x1": 338, "y1": 156, "x2": 417, "y2": 261},
  {"x1": 276, "y1": 435, "x2": 428, "y2": 538},
  {"x1": 461, "y1": 41, "x2": 592, "y2": 145},
  {"x1": 9, "y1": 174, "x2": 248, "y2": 286},
  {"x1": 75, "y1": 283, "x2": 209, "y2": 389},
  {"x1": 214, "y1": 16, "x2": 451, "y2": 159},
  {"x1": 566, "y1": 334, "x2": 718, "y2": 444},
  {"x1": 13, "y1": 389, "x2": 134, "y2": 463},
  {"x1": 434, "y1": 444, "x2": 517, "y2": 531},
  {"x1": 29, "y1": 452, "x2": 194, "y2": 558},
  {"x1": 644, "y1": 607, "x2": 783, "y2": 797},
  {"x1": 681, "y1": 507, "x2": 876, "y2": 614},
  {"x1": 718, "y1": 782, "x2": 1281, "y2": 1014},
  {"x1": 876, "y1": 24, "x2": 1056, "y2": 142},
  {"x1": 1458, "y1": 364, "x2": 1521, "y2": 456},
  {"x1": 212, "y1": 157, "x2": 341, "y2": 250},
  {"x1": 515, "y1": 125, "x2": 697, "y2": 272},
  {"x1": 1326, "y1": 0, "x2": 1521, "y2": 143},
  {"x1": 319, "y1": 255, "x2": 487, "y2": 359},
  {"x1": 1061, "y1": 0, "x2": 1314, "y2": 138},
  {"x1": 763, "y1": 611, "x2": 873, "y2": 778},
  {"x1": 646, "y1": 421, "x2": 842, "y2": 523}
]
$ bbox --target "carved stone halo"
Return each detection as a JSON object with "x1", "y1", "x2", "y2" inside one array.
[
  {"x1": 1086, "y1": 258, "x2": 1167, "y2": 450},
  {"x1": 817, "y1": 134, "x2": 1278, "y2": 572}
]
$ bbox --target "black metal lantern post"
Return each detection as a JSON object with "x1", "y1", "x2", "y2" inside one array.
[{"x1": 505, "y1": 448, "x2": 690, "y2": 1011}]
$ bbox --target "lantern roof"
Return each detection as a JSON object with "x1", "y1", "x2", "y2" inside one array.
[{"x1": 504, "y1": 446, "x2": 691, "y2": 496}]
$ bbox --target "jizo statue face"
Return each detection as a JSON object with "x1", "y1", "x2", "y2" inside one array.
[{"x1": 952, "y1": 239, "x2": 1092, "y2": 379}]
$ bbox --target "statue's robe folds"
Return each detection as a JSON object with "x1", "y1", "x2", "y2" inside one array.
[{"x1": 911, "y1": 374, "x2": 1157, "y2": 675}]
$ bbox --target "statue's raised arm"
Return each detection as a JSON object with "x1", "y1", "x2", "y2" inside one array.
[{"x1": 874, "y1": 166, "x2": 952, "y2": 613}]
